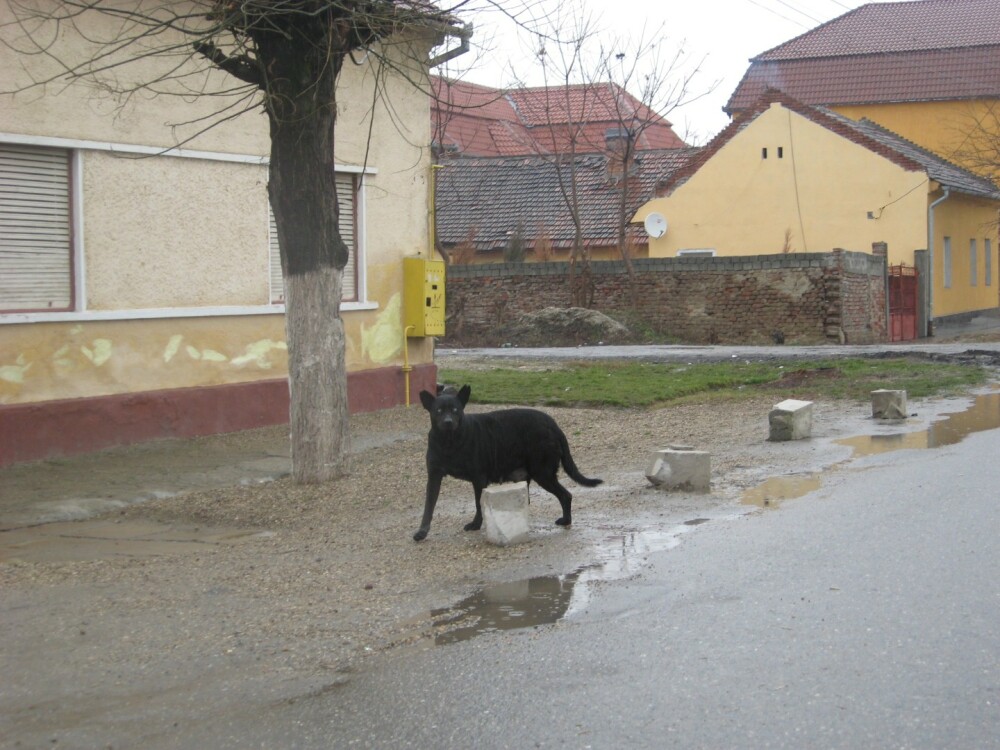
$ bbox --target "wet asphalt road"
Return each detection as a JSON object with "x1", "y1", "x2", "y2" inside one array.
[{"x1": 155, "y1": 400, "x2": 1000, "y2": 749}]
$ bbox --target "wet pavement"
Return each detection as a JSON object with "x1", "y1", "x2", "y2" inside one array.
[{"x1": 425, "y1": 387, "x2": 1000, "y2": 646}]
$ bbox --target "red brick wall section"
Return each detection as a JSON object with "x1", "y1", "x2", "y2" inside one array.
[
  {"x1": 446, "y1": 251, "x2": 888, "y2": 345},
  {"x1": 0, "y1": 363, "x2": 438, "y2": 467}
]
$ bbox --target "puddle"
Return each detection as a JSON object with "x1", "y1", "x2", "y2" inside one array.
[
  {"x1": 743, "y1": 392, "x2": 1000, "y2": 510},
  {"x1": 838, "y1": 391, "x2": 1000, "y2": 456},
  {"x1": 430, "y1": 521, "x2": 707, "y2": 645},
  {"x1": 741, "y1": 474, "x2": 822, "y2": 509},
  {"x1": 0, "y1": 518, "x2": 275, "y2": 563}
]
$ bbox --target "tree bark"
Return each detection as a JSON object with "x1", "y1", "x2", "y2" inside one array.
[{"x1": 255, "y1": 23, "x2": 351, "y2": 483}]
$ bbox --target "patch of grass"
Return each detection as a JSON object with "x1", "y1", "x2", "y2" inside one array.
[{"x1": 440, "y1": 357, "x2": 987, "y2": 408}]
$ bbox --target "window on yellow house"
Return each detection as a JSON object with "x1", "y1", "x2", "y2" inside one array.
[
  {"x1": 970, "y1": 239, "x2": 978, "y2": 286},
  {"x1": 943, "y1": 236, "x2": 952, "y2": 288},
  {"x1": 986, "y1": 239, "x2": 993, "y2": 286}
]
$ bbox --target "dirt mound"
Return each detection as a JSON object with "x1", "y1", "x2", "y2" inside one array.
[{"x1": 501, "y1": 307, "x2": 631, "y2": 347}]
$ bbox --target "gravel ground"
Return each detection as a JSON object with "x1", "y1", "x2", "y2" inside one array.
[{"x1": 0, "y1": 378, "x2": 983, "y2": 745}]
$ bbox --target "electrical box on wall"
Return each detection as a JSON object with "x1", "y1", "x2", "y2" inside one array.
[{"x1": 403, "y1": 257, "x2": 446, "y2": 337}]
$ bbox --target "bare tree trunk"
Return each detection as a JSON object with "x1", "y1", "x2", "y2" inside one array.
[
  {"x1": 283, "y1": 268, "x2": 349, "y2": 481},
  {"x1": 258, "y1": 26, "x2": 350, "y2": 483}
]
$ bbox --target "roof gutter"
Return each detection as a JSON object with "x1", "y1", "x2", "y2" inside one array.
[
  {"x1": 428, "y1": 23, "x2": 473, "y2": 68},
  {"x1": 927, "y1": 187, "x2": 950, "y2": 336}
]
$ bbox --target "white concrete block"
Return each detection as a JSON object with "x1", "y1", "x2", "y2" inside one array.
[
  {"x1": 769, "y1": 399, "x2": 814, "y2": 441},
  {"x1": 645, "y1": 447, "x2": 711, "y2": 492},
  {"x1": 871, "y1": 389, "x2": 907, "y2": 420},
  {"x1": 483, "y1": 482, "x2": 531, "y2": 546}
]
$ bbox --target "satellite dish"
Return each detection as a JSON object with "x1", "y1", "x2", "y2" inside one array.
[{"x1": 644, "y1": 212, "x2": 668, "y2": 238}]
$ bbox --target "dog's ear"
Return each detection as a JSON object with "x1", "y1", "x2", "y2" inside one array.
[
  {"x1": 419, "y1": 390, "x2": 436, "y2": 412},
  {"x1": 458, "y1": 384, "x2": 471, "y2": 405}
]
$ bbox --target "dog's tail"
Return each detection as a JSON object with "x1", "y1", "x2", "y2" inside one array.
[{"x1": 559, "y1": 432, "x2": 603, "y2": 487}]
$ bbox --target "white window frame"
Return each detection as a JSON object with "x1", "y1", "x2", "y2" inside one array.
[
  {"x1": 0, "y1": 133, "x2": 377, "y2": 324},
  {"x1": 970, "y1": 238, "x2": 978, "y2": 286},
  {"x1": 677, "y1": 248, "x2": 717, "y2": 257},
  {"x1": 943, "y1": 236, "x2": 952, "y2": 289}
]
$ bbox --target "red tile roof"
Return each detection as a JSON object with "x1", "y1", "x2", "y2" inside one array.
[
  {"x1": 758, "y1": 0, "x2": 1000, "y2": 59},
  {"x1": 432, "y1": 77, "x2": 686, "y2": 156},
  {"x1": 726, "y1": 0, "x2": 1000, "y2": 113}
]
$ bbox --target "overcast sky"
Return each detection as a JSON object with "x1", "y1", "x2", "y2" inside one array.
[{"x1": 443, "y1": 0, "x2": 895, "y2": 144}]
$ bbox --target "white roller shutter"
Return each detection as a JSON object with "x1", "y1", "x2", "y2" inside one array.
[
  {"x1": 269, "y1": 172, "x2": 358, "y2": 304},
  {"x1": 0, "y1": 144, "x2": 72, "y2": 311}
]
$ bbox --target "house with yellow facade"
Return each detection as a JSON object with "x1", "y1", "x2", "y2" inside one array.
[
  {"x1": 0, "y1": 4, "x2": 460, "y2": 466},
  {"x1": 725, "y1": 0, "x2": 1000, "y2": 181},
  {"x1": 633, "y1": 91, "x2": 1000, "y2": 334}
]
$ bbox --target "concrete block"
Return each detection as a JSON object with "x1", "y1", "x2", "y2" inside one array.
[
  {"x1": 483, "y1": 482, "x2": 530, "y2": 546},
  {"x1": 646, "y1": 446, "x2": 711, "y2": 492},
  {"x1": 769, "y1": 399, "x2": 814, "y2": 441},
  {"x1": 871, "y1": 389, "x2": 907, "y2": 420}
]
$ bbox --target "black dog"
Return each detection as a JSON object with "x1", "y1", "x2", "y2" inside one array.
[{"x1": 413, "y1": 384, "x2": 602, "y2": 542}]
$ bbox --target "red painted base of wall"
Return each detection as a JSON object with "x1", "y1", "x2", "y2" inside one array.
[{"x1": 0, "y1": 363, "x2": 437, "y2": 467}]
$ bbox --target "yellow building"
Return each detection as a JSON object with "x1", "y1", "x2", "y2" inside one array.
[
  {"x1": 0, "y1": 4, "x2": 462, "y2": 465},
  {"x1": 725, "y1": 0, "x2": 1000, "y2": 180},
  {"x1": 634, "y1": 92, "x2": 1000, "y2": 330}
]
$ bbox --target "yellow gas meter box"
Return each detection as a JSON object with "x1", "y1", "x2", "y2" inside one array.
[{"x1": 403, "y1": 257, "x2": 446, "y2": 337}]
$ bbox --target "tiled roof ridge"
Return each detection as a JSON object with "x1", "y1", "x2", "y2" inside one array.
[{"x1": 439, "y1": 146, "x2": 692, "y2": 168}]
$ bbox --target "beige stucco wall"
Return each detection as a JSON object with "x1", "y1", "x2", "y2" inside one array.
[
  {"x1": 0, "y1": 3, "x2": 439, "y2": 406},
  {"x1": 0, "y1": 2, "x2": 270, "y2": 156},
  {"x1": 636, "y1": 104, "x2": 929, "y2": 262},
  {"x1": 83, "y1": 152, "x2": 272, "y2": 309}
]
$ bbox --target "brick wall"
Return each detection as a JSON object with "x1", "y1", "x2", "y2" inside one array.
[{"x1": 445, "y1": 250, "x2": 888, "y2": 345}]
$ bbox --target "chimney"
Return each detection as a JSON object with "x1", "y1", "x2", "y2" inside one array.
[{"x1": 605, "y1": 127, "x2": 635, "y2": 181}]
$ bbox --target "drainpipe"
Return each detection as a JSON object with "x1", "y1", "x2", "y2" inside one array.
[
  {"x1": 927, "y1": 188, "x2": 951, "y2": 337},
  {"x1": 403, "y1": 325, "x2": 416, "y2": 406}
]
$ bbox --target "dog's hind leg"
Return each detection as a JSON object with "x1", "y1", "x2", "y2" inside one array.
[
  {"x1": 464, "y1": 482, "x2": 485, "y2": 531},
  {"x1": 533, "y1": 474, "x2": 573, "y2": 527}
]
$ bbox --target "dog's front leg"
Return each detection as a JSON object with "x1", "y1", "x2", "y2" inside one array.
[
  {"x1": 464, "y1": 482, "x2": 485, "y2": 531},
  {"x1": 414, "y1": 471, "x2": 444, "y2": 542}
]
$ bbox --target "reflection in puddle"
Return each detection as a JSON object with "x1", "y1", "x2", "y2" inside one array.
[
  {"x1": 745, "y1": 392, "x2": 1000, "y2": 509},
  {"x1": 431, "y1": 522, "x2": 705, "y2": 645},
  {"x1": 0, "y1": 519, "x2": 274, "y2": 563},
  {"x1": 741, "y1": 474, "x2": 822, "y2": 509},
  {"x1": 838, "y1": 391, "x2": 1000, "y2": 456}
]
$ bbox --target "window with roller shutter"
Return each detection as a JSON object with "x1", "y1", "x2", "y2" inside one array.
[
  {"x1": 0, "y1": 143, "x2": 73, "y2": 312},
  {"x1": 269, "y1": 172, "x2": 359, "y2": 304}
]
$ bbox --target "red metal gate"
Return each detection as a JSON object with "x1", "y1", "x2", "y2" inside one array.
[{"x1": 888, "y1": 264, "x2": 919, "y2": 341}]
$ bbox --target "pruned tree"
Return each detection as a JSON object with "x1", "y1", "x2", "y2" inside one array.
[
  {"x1": 510, "y1": 7, "x2": 709, "y2": 307},
  {"x1": 2, "y1": 0, "x2": 472, "y2": 483},
  {"x1": 527, "y1": 6, "x2": 597, "y2": 307},
  {"x1": 948, "y1": 102, "x2": 1000, "y2": 183},
  {"x1": 597, "y1": 29, "x2": 707, "y2": 305}
]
